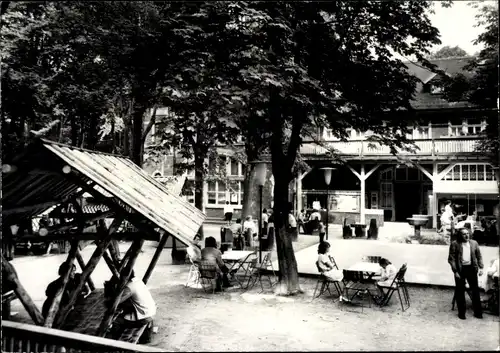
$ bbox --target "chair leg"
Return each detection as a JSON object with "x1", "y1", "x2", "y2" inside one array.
[
  {"x1": 312, "y1": 279, "x2": 322, "y2": 300},
  {"x1": 397, "y1": 288, "x2": 405, "y2": 312}
]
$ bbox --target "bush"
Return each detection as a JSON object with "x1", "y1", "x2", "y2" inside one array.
[{"x1": 418, "y1": 233, "x2": 450, "y2": 245}]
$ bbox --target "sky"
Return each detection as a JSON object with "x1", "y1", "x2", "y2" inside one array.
[{"x1": 428, "y1": 1, "x2": 497, "y2": 55}]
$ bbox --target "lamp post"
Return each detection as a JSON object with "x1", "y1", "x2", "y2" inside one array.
[
  {"x1": 321, "y1": 167, "x2": 336, "y2": 241},
  {"x1": 253, "y1": 161, "x2": 267, "y2": 263}
]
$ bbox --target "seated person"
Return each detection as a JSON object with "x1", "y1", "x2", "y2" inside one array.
[
  {"x1": 42, "y1": 262, "x2": 90, "y2": 318},
  {"x1": 374, "y1": 258, "x2": 397, "y2": 297},
  {"x1": 316, "y1": 241, "x2": 343, "y2": 281},
  {"x1": 106, "y1": 271, "x2": 156, "y2": 344},
  {"x1": 484, "y1": 258, "x2": 499, "y2": 293},
  {"x1": 187, "y1": 234, "x2": 202, "y2": 263},
  {"x1": 201, "y1": 236, "x2": 232, "y2": 290}
]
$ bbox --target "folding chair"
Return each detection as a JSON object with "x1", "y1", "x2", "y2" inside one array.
[
  {"x1": 232, "y1": 252, "x2": 258, "y2": 289},
  {"x1": 312, "y1": 261, "x2": 342, "y2": 302},
  {"x1": 197, "y1": 261, "x2": 222, "y2": 294},
  {"x1": 376, "y1": 263, "x2": 410, "y2": 311},
  {"x1": 246, "y1": 252, "x2": 278, "y2": 292},
  {"x1": 185, "y1": 257, "x2": 200, "y2": 288},
  {"x1": 341, "y1": 270, "x2": 376, "y2": 312}
]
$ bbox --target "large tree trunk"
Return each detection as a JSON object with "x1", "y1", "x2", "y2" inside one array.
[
  {"x1": 272, "y1": 173, "x2": 301, "y2": 296},
  {"x1": 194, "y1": 151, "x2": 205, "y2": 238},
  {"x1": 241, "y1": 163, "x2": 254, "y2": 221},
  {"x1": 131, "y1": 107, "x2": 146, "y2": 166}
]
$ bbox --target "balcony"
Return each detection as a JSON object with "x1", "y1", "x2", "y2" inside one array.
[{"x1": 300, "y1": 137, "x2": 485, "y2": 160}]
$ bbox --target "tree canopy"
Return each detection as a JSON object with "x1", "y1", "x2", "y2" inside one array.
[{"x1": 428, "y1": 45, "x2": 469, "y2": 59}]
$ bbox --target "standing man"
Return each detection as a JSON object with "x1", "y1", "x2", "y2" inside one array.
[
  {"x1": 223, "y1": 201, "x2": 234, "y2": 226},
  {"x1": 448, "y1": 228, "x2": 484, "y2": 320}
]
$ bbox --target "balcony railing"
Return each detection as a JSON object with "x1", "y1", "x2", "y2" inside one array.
[
  {"x1": 300, "y1": 137, "x2": 483, "y2": 158},
  {"x1": 2, "y1": 320, "x2": 165, "y2": 353}
]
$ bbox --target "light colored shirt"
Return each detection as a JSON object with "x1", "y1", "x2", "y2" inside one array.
[
  {"x1": 440, "y1": 210, "x2": 454, "y2": 227},
  {"x1": 487, "y1": 259, "x2": 499, "y2": 278},
  {"x1": 243, "y1": 220, "x2": 256, "y2": 234},
  {"x1": 288, "y1": 214, "x2": 297, "y2": 228},
  {"x1": 230, "y1": 223, "x2": 242, "y2": 236},
  {"x1": 187, "y1": 244, "x2": 201, "y2": 262},
  {"x1": 310, "y1": 212, "x2": 321, "y2": 221},
  {"x1": 262, "y1": 213, "x2": 269, "y2": 223},
  {"x1": 317, "y1": 254, "x2": 334, "y2": 272},
  {"x1": 445, "y1": 204, "x2": 453, "y2": 214},
  {"x1": 380, "y1": 264, "x2": 397, "y2": 282},
  {"x1": 319, "y1": 223, "x2": 326, "y2": 233},
  {"x1": 224, "y1": 204, "x2": 234, "y2": 214},
  {"x1": 123, "y1": 278, "x2": 156, "y2": 321},
  {"x1": 461, "y1": 242, "x2": 471, "y2": 265}
]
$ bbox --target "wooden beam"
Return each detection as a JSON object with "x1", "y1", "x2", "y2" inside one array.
[
  {"x1": 1, "y1": 253, "x2": 44, "y2": 325},
  {"x1": 43, "y1": 240, "x2": 79, "y2": 328},
  {"x1": 75, "y1": 250, "x2": 96, "y2": 292},
  {"x1": 97, "y1": 239, "x2": 145, "y2": 337},
  {"x1": 54, "y1": 217, "x2": 124, "y2": 328},
  {"x1": 2, "y1": 201, "x2": 60, "y2": 216},
  {"x1": 364, "y1": 164, "x2": 381, "y2": 180},
  {"x1": 437, "y1": 163, "x2": 458, "y2": 181},
  {"x1": 118, "y1": 242, "x2": 135, "y2": 273},
  {"x1": 41, "y1": 211, "x2": 115, "y2": 235},
  {"x1": 143, "y1": 232, "x2": 169, "y2": 284},
  {"x1": 13, "y1": 231, "x2": 156, "y2": 243},
  {"x1": 347, "y1": 165, "x2": 362, "y2": 180},
  {"x1": 109, "y1": 240, "x2": 121, "y2": 266},
  {"x1": 102, "y1": 250, "x2": 120, "y2": 279},
  {"x1": 413, "y1": 162, "x2": 433, "y2": 181}
]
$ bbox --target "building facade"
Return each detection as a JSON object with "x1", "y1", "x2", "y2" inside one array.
[{"x1": 144, "y1": 57, "x2": 498, "y2": 227}]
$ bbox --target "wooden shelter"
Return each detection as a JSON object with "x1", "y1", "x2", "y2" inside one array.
[{"x1": 1, "y1": 139, "x2": 205, "y2": 338}]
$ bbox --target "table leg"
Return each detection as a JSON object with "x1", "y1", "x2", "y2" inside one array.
[{"x1": 414, "y1": 225, "x2": 421, "y2": 237}]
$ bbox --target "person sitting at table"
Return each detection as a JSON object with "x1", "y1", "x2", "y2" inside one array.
[
  {"x1": 201, "y1": 236, "x2": 232, "y2": 290},
  {"x1": 317, "y1": 241, "x2": 343, "y2": 281},
  {"x1": 187, "y1": 233, "x2": 202, "y2": 263},
  {"x1": 374, "y1": 258, "x2": 397, "y2": 297},
  {"x1": 106, "y1": 270, "x2": 156, "y2": 344},
  {"x1": 42, "y1": 262, "x2": 90, "y2": 318}
]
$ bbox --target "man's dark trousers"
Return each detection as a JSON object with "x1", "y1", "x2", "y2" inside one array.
[{"x1": 454, "y1": 264, "x2": 483, "y2": 317}]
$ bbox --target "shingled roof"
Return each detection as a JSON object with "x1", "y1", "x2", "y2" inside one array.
[
  {"x1": 405, "y1": 57, "x2": 476, "y2": 110},
  {"x1": 2, "y1": 139, "x2": 205, "y2": 245}
]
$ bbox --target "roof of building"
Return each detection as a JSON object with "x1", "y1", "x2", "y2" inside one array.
[
  {"x1": 2, "y1": 139, "x2": 205, "y2": 245},
  {"x1": 405, "y1": 57, "x2": 476, "y2": 110}
]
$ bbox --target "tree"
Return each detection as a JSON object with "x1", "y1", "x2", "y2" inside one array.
[
  {"x1": 442, "y1": 2, "x2": 499, "y2": 233},
  {"x1": 226, "y1": 1, "x2": 442, "y2": 295},
  {"x1": 429, "y1": 45, "x2": 469, "y2": 59}
]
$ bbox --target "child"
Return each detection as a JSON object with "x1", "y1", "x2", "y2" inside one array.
[
  {"x1": 318, "y1": 221, "x2": 326, "y2": 243},
  {"x1": 374, "y1": 258, "x2": 397, "y2": 298},
  {"x1": 317, "y1": 242, "x2": 343, "y2": 282}
]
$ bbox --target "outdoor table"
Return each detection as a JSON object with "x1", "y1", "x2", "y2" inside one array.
[
  {"x1": 347, "y1": 262, "x2": 382, "y2": 280},
  {"x1": 222, "y1": 250, "x2": 256, "y2": 288},
  {"x1": 350, "y1": 223, "x2": 367, "y2": 238}
]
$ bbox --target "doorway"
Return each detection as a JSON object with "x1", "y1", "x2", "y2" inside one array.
[{"x1": 394, "y1": 182, "x2": 421, "y2": 221}]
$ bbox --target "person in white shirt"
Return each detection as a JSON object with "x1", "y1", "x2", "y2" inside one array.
[
  {"x1": 223, "y1": 201, "x2": 234, "y2": 225},
  {"x1": 317, "y1": 241, "x2": 343, "y2": 281},
  {"x1": 243, "y1": 216, "x2": 257, "y2": 246},
  {"x1": 374, "y1": 258, "x2": 398, "y2": 298},
  {"x1": 288, "y1": 209, "x2": 298, "y2": 242},
  {"x1": 108, "y1": 271, "x2": 156, "y2": 343},
  {"x1": 261, "y1": 209, "x2": 269, "y2": 236},
  {"x1": 483, "y1": 258, "x2": 499, "y2": 293}
]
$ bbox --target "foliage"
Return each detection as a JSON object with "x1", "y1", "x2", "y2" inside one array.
[
  {"x1": 441, "y1": 3, "x2": 499, "y2": 167},
  {"x1": 428, "y1": 45, "x2": 469, "y2": 59}
]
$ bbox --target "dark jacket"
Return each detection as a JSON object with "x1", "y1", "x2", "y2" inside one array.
[{"x1": 448, "y1": 239, "x2": 484, "y2": 274}]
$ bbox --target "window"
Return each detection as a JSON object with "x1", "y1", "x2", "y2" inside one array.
[
  {"x1": 380, "y1": 182, "x2": 393, "y2": 208},
  {"x1": 380, "y1": 168, "x2": 393, "y2": 181},
  {"x1": 218, "y1": 182, "x2": 226, "y2": 204},
  {"x1": 207, "y1": 181, "x2": 217, "y2": 204},
  {"x1": 230, "y1": 159, "x2": 239, "y2": 176},
  {"x1": 443, "y1": 163, "x2": 497, "y2": 181}
]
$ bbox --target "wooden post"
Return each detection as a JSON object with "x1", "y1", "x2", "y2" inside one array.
[
  {"x1": 102, "y1": 251, "x2": 120, "y2": 279},
  {"x1": 109, "y1": 240, "x2": 121, "y2": 265},
  {"x1": 75, "y1": 250, "x2": 96, "y2": 291},
  {"x1": 97, "y1": 239, "x2": 145, "y2": 337},
  {"x1": 1, "y1": 253, "x2": 44, "y2": 325},
  {"x1": 143, "y1": 232, "x2": 169, "y2": 284},
  {"x1": 117, "y1": 242, "x2": 135, "y2": 273},
  {"x1": 360, "y1": 165, "x2": 366, "y2": 224},
  {"x1": 54, "y1": 217, "x2": 123, "y2": 328},
  {"x1": 43, "y1": 240, "x2": 79, "y2": 327}
]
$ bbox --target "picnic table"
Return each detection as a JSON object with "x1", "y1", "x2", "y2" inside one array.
[{"x1": 61, "y1": 289, "x2": 107, "y2": 335}]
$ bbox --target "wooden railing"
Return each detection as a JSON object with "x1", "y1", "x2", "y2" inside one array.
[
  {"x1": 300, "y1": 137, "x2": 483, "y2": 157},
  {"x1": 2, "y1": 320, "x2": 165, "y2": 353}
]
